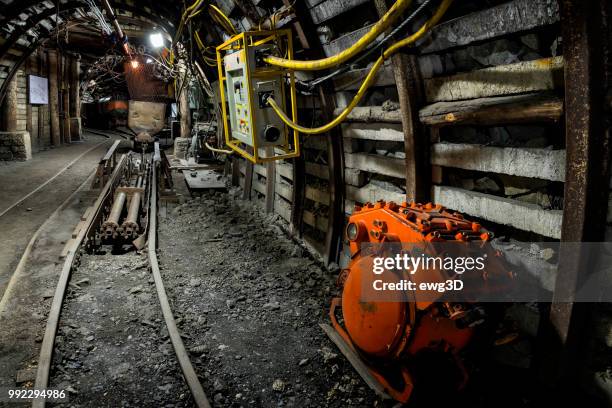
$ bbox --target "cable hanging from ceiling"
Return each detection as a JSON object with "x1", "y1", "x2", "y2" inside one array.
[
  {"x1": 265, "y1": 0, "x2": 454, "y2": 134},
  {"x1": 84, "y1": 0, "x2": 113, "y2": 36},
  {"x1": 300, "y1": 0, "x2": 435, "y2": 91}
]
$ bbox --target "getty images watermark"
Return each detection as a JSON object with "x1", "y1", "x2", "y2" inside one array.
[
  {"x1": 372, "y1": 252, "x2": 487, "y2": 292},
  {"x1": 357, "y1": 241, "x2": 612, "y2": 303}
]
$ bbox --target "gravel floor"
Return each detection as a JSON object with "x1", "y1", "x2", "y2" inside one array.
[
  {"x1": 49, "y1": 251, "x2": 193, "y2": 407},
  {"x1": 158, "y1": 189, "x2": 383, "y2": 407},
  {"x1": 41, "y1": 187, "x2": 560, "y2": 408}
]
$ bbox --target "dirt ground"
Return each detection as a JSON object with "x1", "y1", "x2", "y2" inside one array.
[
  {"x1": 0, "y1": 136, "x2": 111, "y2": 298},
  {"x1": 4, "y1": 168, "x2": 571, "y2": 407},
  {"x1": 39, "y1": 187, "x2": 382, "y2": 408},
  {"x1": 48, "y1": 251, "x2": 193, "y2": 407},
  {"x1": 157, "y1": 189, "x2": 382, "y2": 407},
  {"x1": 0, "y1": 136, "x2": 124, "y2": 397}
]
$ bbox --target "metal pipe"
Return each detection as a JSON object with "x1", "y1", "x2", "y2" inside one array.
[
  {"x1": 100, "y1": 0, "x2": 123, "y2": 39},
  {"x1": 122, "y1": 192, "x2": 141, "y2": 239},
  {"x1": 122, "y1": 165, "x2": 149, "y2": 239},
  {"x1": 102, "y1": 191, "x2": 126, "y2": 238},
  {"x1": 99, "y1": 0, "x2": 131, "y2": 56}
]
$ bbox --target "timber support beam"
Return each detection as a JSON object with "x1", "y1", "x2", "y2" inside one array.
[
  {"x1": 374, "y1": 0, "x2": 429, "y2": 203},
  {"x1": 538, "y1": 0, "x2": 610, "y2": 391}
]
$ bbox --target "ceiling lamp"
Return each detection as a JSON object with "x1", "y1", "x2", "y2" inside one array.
[{"x1": 149, "y1": 32, "x2": 165, "y2": 49}]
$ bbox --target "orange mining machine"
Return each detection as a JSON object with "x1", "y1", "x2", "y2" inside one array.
[{"x1": 326, "y1": 201, "x2": 514, "y2": 403}]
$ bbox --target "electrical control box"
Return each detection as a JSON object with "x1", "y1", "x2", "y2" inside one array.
[{"x1": 217, "y1": 30, "x2": 299, "y2": 163}]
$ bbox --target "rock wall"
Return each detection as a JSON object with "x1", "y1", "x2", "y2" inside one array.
[{"x1": 0, "y1": 131, "x2": 32, "y2": 161}]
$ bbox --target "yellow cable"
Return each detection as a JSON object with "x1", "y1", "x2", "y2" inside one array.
[
  {"x1": 186, "y1": 0, "x2": 201, "y2": 13},
  {"x1": 170, "y1": 0, "x2": 204, "y2": 65},
  {"x1": 188, "y1": 8, "x2": 203, "y2": 20},
  {"x1": 384, "y1": 0, "x2": 452, "y2": 55},
  {"x1": 195, "y1": 31, "x2": 216, "y2": 55},
  {"x1": 267, "y1": 0, "x2": 453, "y2": 135},
  {"x1": 263, "y1": 0, "x2": 412, "y2": 71},
  {"x1": 203, "y1": 56, "x2": 217, "y2": 67},
  {"x1": 195, "y1": 31, "x2": 218, "y2": 66},
  {"x1": 194, "y1": 31, "x2": 205, "y2": 50},
  {"x1": 267, "y1": 57, "x2": 384, "y2": 135},
  {"x1": 209, "y1": 4, "x2": 237, "y2": 35},
  {"x1": 205, "y1": 141, "x2": 233, "y2": 155},
  {"x1": 176, "y1": 0, "x2": 202, "y2": 41}
]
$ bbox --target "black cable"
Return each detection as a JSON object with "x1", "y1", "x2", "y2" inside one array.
[{"x1": 301, "y1": 0, "x2": 434, "y2": 90}]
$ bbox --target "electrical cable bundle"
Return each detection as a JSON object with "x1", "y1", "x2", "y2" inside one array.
[
  {"x1": 264, "y1": 0, "x2": 414, "y2": 71},
  {"x1": 264, "y1": 0, "x2": 454, "y2": 134},
  {"x1": 302, "y1": 0, "x2": 435, "y2": 90},
  {"x1": 84, "y1": 0, "x2": 113, "y2": 36},
  {"x1": 81, "y1": 51, "x2": 126, "y2": 101},
  {"x1": 174, "y1": 0, "x2": 453, "y2": 144},
  {"x1": 172, "y1": 0, "x2": 454, "y2": 148}
]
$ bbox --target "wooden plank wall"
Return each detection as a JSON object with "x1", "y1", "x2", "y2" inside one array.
[
  {"x1": 318, "y1": 0, "x2": 565, "y2": 241},
  {"x1": 417, "y1": 1, "x2": 564, "y2": 240},
  {"x1": 1, "y1": 47, "x2": 54, "y2": 151},
  {"x1": 235, "y1": 155, "x2": 297, "y2": 227},
  {"x1": 226, "y1": 0, "x2": 569, "y2": 261}
]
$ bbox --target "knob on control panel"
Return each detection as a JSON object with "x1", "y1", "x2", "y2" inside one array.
[{"x1": 264, "y1": 125, "x2": 281, "y2": 142}]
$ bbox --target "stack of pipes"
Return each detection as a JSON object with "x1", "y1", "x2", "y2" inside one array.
[
  {"x1": 121, "y1": 174, "x2": 145, "y2": 239},
  {"x1": 102, "y1": 163, "x2": 148, "y2": 241},
  {"x1": 102, "y1": 190, "x2": 127, "y2": 239}
]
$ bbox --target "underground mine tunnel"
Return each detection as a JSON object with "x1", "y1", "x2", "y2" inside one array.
[{"x1": 0, "y1": 0, "x2": 611, "y2": 407}]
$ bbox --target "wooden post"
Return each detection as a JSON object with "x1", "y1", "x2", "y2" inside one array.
[
  {"x1": 47, "y1": 49, "x2": 61, "y2": 146},
  {"x1": 265, "y1": 148, "x2": 276, "y2": 213},
  {"x1": 374, "y1": 0, "x2": 429, "y2": 203},
  {"x1": 38, "y1": 49, "x2": 45, "y2": 147},
  {"x1": 62, "y1": 54, "x2": 71, "y2": 143},
  {"x1": 318, "y1": 86, "x2": 345, "y2": 265},
  {"x1": 70, "y1": 55, "x2": 81, "y2": 141},
  {"x1": 283, "y1": 0, "x2": 319, "y2": 239},
  {"x1": 25, "y1": 57, "x2": 33, "y2": 137},
  {"x1": 2, "y1": 75, "x2": 18, "y2": 132},
  {"x1": 231, "y1": 157, "x2": 240, "y2": 187},
  {"x1": 243, "y1": 161, "x2": 254, "y2": 200},
  {"x1": 70, "y1": 56, "x2": 80, "y2": 117},
  {"x1": 282, "y1": 0, "x2": 309, "y2": 50},
  {"x1": 290, "y1": 156, "x2": 305, "y2": 237},
  {"x1": 537, "y1": 0, "x2": 610, "y2": 387}
]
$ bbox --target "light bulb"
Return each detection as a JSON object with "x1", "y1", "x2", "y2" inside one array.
[{"x1": 149, "y1": 32, "x2": 164, "y2": 49}]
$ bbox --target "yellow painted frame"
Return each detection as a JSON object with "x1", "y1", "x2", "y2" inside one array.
[{"x1": 216, "y1": 30, "x2": 300, "y2": 164}]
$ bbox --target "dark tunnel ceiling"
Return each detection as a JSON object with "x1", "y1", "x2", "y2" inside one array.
[
  {"x1": 0, "y1": 0, "x2": 276, "y2": 62},
  {"x1": 0, "y1": 0, "x2": 181, "y2": 31},
  {"x1": 0, "y1": 0, "x2": 225, "y2": 75},
  {"x1": 0, "y1": 0, "x2": 229, "y2": 100},
  {"x1": 0, "y1": 0, "x2": 269, "y2": 79},
  {"x1": 0, "y1": 0, "x2": 291, "y2": 104},
  {"x1": 0, "y1": 0, "x2": 181, "y2": 52}
]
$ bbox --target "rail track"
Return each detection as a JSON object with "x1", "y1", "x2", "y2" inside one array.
[
  {"x1": 32, "y1": 142, "x2": 211, "y2": 408},
  {"x1": 0, "y1": 140, "x2": 109, "y2": 220},
  {"x1": 0, "y1": 139, "x2": 113, "y2": 314}
]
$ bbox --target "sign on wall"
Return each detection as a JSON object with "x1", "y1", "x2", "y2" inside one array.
[{"x1": 28, "y1": 75, "x2": 49, "y2": 105}]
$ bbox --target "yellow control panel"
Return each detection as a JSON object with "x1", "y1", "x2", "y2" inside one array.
[{"x1": 216, "y1": 30, "x2": 299, "y2": 164}]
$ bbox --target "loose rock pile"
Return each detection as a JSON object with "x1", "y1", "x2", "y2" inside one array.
[
  {"x1": 158, "y1": 189, "x2": 383, "y2": 407},
  {"x1": 50, "y1": 254, "x2": 193, "y2": 407}
]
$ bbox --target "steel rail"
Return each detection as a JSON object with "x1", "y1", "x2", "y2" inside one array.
[
  {"x1": 146, "y1": 154, "x2": 211, "y2": 408},
  {"x1": 32, "y1": 152, "x2": 129, "y2": 408},
  {"x1": 32, "y1": 146, "x2": 210, "y2": 407},
  {"x1": 0, "y1": 141, "x2": 109, "y2": 219},
  {"x1": 0, "y1": 168, "x2": 98, "y2": 315}
]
